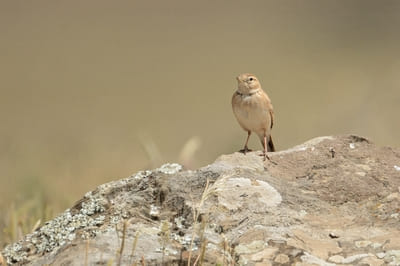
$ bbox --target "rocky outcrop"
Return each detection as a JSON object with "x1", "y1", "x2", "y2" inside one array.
[{"x1": 2, "y1": 135, "x2": 400, "y2": 265}]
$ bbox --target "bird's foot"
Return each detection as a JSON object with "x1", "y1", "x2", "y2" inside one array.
[
  {"x1": 259, "y1": 152, "x2": 277, "y2": 164},
  {"x1": 239, "y1": 147, "x2": 252, "y2": 154},
  {"x1": 262, "y1": 152, "x2": 270, "y2": 161}
]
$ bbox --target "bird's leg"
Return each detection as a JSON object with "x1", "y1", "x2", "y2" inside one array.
[
  {"x1": 239, "y1": 131, "x2": 252, "y2": 154},
  {"x1": 262, "y1": 134, "x2": 270, "y2": 161}
]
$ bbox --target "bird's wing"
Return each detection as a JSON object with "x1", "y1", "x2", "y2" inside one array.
[
  {"x1": 261, "y1": 90, "x2": 274, "y2": 129},
  {"x1": 269, "y1": 109, "x2": 274, "y2": 129}
]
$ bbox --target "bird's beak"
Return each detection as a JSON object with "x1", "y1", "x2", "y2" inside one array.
[{"x1": 236, "y1": 76, "x2": 240, "y2": 82}]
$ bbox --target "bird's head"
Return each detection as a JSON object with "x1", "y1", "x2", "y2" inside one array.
[{"x1": 236, "y1": 73, "x2": 261, "y2": 94}]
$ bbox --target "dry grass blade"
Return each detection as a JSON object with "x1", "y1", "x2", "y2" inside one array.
[
  {"x1": 1, "y1": 195, "x2": 54, "y2": 247},
  {"x1": 17, "y1": 220, "x2": 24, "y2": 241},
  {"x1": 117, "y1": 220, "x2": 128, "y2": 266},
  {"x1": 0, "y1": 252, "x2": 5, "y2": 266},
  {"x1": 138, "y1": 133, "x2": 163, "y2": 168},
  {"x1": 8, "y1": 204, "x2": 17, "y2": 243},
  {"x1": 129, "y1": 231, "x2": 140, "y2": 265},
  {"x1": 193, "y1": 238, "x2": 207, "y2": 266},
  {"x1": 178, "y1": 136, "x2": 202, "y2": 169},
  {"x1": 222, "y1": 235, "x2": 228, "y2": 266},
  {"x1": 188, "y1": 178, "x2": 212, "y2": 266},
  {"x1": 84, "y1": 239, "x2": 89, "y2": 266},
  {"x1": 159, "y1": 220, "x2": 170, "y2": 264},
  {"x1": 31, "y1": 219, "x2": 41, "y2": 233}
]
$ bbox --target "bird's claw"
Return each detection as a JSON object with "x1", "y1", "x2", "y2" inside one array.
[
  {"x1": 239, "y1": 147, "x2": 252, "y2": 154},
  {"x1": 260, "y1": 152, "x2": 277, "y2": 164},
  {"x1": 263, "y1": 152, "x2": 270, "y2": 161}
]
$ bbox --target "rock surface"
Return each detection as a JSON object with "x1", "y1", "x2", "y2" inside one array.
[{"x1": 2, "y1": 135, "x2": 400, "y2": 265}]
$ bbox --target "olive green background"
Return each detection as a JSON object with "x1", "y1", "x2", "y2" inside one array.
[{"x1": 1, "y1": 0, "x2": 399, "y2": 212}]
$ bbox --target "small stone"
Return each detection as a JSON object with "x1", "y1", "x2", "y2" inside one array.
[
  {"x1": 384, "y1": 250, "x2": 400, "y2": 264},
  {"x1": 328, "y1": 255, "x2": 344, "y2": 263},
  {"x1": 385, "y1": 193, "x2": 400, "y2": 202},
  {"x1": 329, "y1": 232, "x2": 339, "y2": 239},
  {"x1": 342, "y1": 253, "x2": 371, "y2": 263},
  {"x1": 289, "y1": 248, "x2": 303, "y2": 257},
  {"x1": 301, "y1": 252, "x2": 335, "y2": 266},
  {"x1": 360, "y1": 256, "x2": 385, "y2": 266},
  {"x1": 149, "y1": 205, "x2": 160, "y2": 217},
  {"x1": 355, "y1": 240, "x2": 372, "y2": 248},
  {"x1": 238, "y1": 255, "x2": 249, "y2": 265},
  {"x1": 235, "y1": 240, "x2": 265, "y2": 254},
  {"x1": 371, "y1": 242, "x2": 383, "y2": 249},
  {"x1": 299, "y1": 210, "x2": 307, "y2": 217},
  {"x1": 376, "y1": 252, "x2": 386, "y2": 259},
  {"x1": 274, "y1": 253, "x2": 289, "y2": 264},
  {"x1": 390, "y1": 213, "x2": 399, "y2": 219},
  {"x1": 157, "y1": 163, "x2": 182, "y2": 174},
  {"x1": 251, "y1": 248, "x2": 278, "y2": 261}
]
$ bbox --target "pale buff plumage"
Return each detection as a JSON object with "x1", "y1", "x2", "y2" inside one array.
[{"x1": 232, "y1": 73, "x2": 275, "y2": 160}]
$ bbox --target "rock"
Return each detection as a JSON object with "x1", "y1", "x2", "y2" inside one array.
[
  {"x1": 376, "y1": 252, "x2": 386, "y2": 259},
  {"x1": 371, "y1": 242, "x2": 383, "y2": 249},
  {"x1": 341, "y1": 253, "x2": 371, "y2": 263},
  {"x1": 250, "y1": 247, "x2": 278, "y2": 262},
  {"x1": 355, "y1": 240, "x2": 372, "y2": 248},
  {"x1": 274, "y1": 253, "x2": 289, "y2": 263},
  {"x1": 359, "y1": 255, "x2": 385, "y2": 266},
  {"x1": 235, "y1": 240, "x2": 265, "y2": 254},
  {"x1": 2, "y1": 135, "x2": 400, "y2": 265},
  {"x1": 328, "y1": 255, "x2": 344, "y2": 263},
  {"x1": 287, "y1": 229, "x2": 342, "y2": 260},
  {"x1": 215, "y1": 177, "x2": 282, "y2": 212},
  {"x1": 299, "y1": 252, "x2": 335, "y2": 266},
  {"x1": 384, "y1": 250, "x2": 400, "y2": 265}
]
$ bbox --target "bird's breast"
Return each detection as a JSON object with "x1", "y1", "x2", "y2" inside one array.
[{"x1": 232, "y1": 94, "x2": 271, "y2": 132}]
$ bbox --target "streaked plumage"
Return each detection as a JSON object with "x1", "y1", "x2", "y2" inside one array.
[{"x1": 232, "y1": 73, "x2": 275, "y2": 160}]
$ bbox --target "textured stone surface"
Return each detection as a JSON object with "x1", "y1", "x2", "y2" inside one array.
[{"x1": 2, "y1": 135, "x2": 400, "y2": 265}]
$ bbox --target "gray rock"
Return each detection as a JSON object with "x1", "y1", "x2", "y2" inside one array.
[{"x1": 2, "y1": 135, "x2": 400, "y2": 265}]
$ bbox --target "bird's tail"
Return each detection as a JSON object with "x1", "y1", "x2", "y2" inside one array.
[{"x1": 268, "y1": 136, "x2": 275, "y2": 152}]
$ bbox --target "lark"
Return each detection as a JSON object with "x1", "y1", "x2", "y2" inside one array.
[{"x1": 232, "y1": 73, "x2": 275, "y2": 160}]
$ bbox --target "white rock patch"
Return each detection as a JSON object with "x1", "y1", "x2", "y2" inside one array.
[{"x1": 216, "y1": 177, "x2": 282, "y2": 212}]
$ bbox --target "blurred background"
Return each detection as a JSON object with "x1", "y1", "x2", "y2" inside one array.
[{"x1": 1, "y1": 0, "x2": 400, "y2": 246}]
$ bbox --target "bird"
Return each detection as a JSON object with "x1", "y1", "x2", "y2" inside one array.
[{"x1": 232, "y1": 73, "x2": 275, "y2": 161}]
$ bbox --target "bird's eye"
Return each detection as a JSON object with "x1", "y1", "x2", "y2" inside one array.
[{"x1": 249, "y1": 77, "x2": 254, "y2": 81}]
